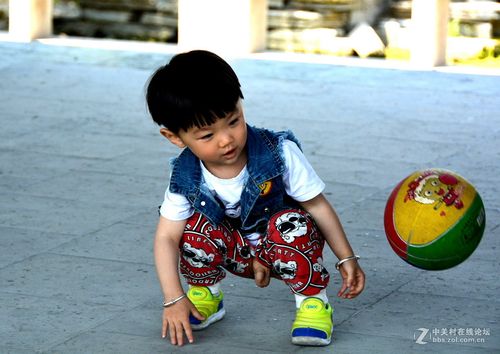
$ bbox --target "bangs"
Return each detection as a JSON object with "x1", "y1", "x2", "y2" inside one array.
[
  {"x1": 179, "y1": 104, "x2": 239, "y2": 132},
  {"x1": 167, "y1": 83, "x2": 241, "y2": 132}
]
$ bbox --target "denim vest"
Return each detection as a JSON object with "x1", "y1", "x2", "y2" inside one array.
[{"x1": 169, "y1": 125, "x2": 301, "y2": 234}]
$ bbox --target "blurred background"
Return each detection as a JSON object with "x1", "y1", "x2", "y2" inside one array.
[{"x1": 0, "y1": 0, "x2": 499, "y2": 67}]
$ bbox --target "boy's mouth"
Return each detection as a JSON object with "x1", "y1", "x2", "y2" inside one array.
[{"x1": 223, "y1": 147, "x2": 238, "y2": 159}]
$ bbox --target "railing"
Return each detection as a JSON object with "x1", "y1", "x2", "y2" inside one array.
[{"x1": 7, "y1": 0, "x2": 450, "y2": 67}]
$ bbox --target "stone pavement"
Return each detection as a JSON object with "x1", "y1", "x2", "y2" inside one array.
[{"x1": 0, "y1": 37, "x2": 499, "y2": 354}]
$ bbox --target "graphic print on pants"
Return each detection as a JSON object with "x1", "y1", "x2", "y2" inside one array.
[{"x1": 179, "y1": 209, "x2": 329, "y2": 295}]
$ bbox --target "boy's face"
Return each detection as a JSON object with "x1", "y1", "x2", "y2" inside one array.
[{"x1": 161, "y1": 100, "x2": 248, "y2": 177}]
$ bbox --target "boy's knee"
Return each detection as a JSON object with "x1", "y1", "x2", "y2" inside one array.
[
  {"x1": 180, "y1": 212, "x2": 241, "y2": 268},
  {"x1": 267, "y1": 209, "x2": 320, "y2": 246},
  {"x1": 181, "y1": 213, "x2": 228, "y2": 268},
  {"x1": 179, "y1": 233, "x2": 227, "y2": 285}
]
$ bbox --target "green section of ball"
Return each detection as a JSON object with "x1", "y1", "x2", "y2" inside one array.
[{"x1": 405, "y1": 194, "x2": 485, "y2": 270}]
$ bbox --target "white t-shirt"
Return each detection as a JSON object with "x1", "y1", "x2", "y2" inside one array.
[{"x1": 160, "y1": 140, "x2": 325, "y2": 224}]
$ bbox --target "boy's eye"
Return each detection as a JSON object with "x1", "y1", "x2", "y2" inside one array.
[
  {"x1": 200, "y1": 133, "x2": 213, "y2": 140},
  {"x1": 229, "y1": 117, "x2": 240, "y2": 126}
]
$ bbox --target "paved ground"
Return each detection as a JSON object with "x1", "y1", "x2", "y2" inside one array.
[{"x1": 0, "y1": 36, "x2": 499, "y2": 354}]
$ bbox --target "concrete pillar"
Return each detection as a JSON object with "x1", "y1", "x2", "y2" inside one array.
[
  {"x1": 178, "y1": 0, "x2": 268, "y2": 56},
  {"x1": 410, "y1": 0, "x2": 449, "y2": 67},
  {"x1": 9, "y1": 0, "x2": 53, "y2": 42}
]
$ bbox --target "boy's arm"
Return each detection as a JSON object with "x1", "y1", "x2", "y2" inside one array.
[
  {"x1": 154, "y1": 216, "x2": 203, "y2": 346},
  {"x1": 300, "y1": 193, "x2": 365, "y2": 299}
]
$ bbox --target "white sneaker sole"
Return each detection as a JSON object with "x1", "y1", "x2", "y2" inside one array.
[
  {"x1": 191, "y1": 308, "x2": 226, "y2": 331},
  {"x1": 291, "y1": 335, "x2": 331, "y2": 346}
]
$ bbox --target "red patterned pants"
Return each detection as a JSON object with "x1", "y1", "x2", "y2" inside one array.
[{"x1": 179, "y1": 209, "x2": 330, "y2": 295}]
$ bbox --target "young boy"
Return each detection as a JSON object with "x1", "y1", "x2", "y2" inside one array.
[{"x1": 146, "y1": 50, "x2": 365, "y2": 347}]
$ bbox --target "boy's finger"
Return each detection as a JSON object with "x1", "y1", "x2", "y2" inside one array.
[
  {"x1": 346, "y1": 273, "x2": 364, "y2": 297},
  {"x1": 337, "y1": 282, "x2": 348, "y2": 297},
  {"x1": 169, "y1": 323, "x2": 177, "y2": 345},
  {"x1": 191, "y1": 307, "x2": 205, "y2": 321},
  {"x1": 263, "y1": 272, "x2": 270, "y2": 287},
  {"x1": 346, "y1": 276, "x2": 365, "y2": 298},
  {"x1": 346, "y1": 276, "x2": 354, "y2": 292},
  {"x1": 255, "y1": 268, "x2": 270, "y2": 287},
  {"x1": 351, "y1": 279, "x2": 364, "y2": 296},
  {"x1": 183, "y1": 321, "x2": 195, "y2": 344},
  {"x1": 175, "y1": 323, "x2": 184, "y2": 346},
  {"x1": 162, "y1": 320, "x2": 168, "y2": 338},
  {"x1": 254, "y1": 269, "x2": 263, "y2": 285}
]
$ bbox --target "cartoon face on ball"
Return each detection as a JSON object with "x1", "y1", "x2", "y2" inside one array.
[
  {"x1": 406, "y1": 172, "x2": 464, "y2": 210},
  {"x1": 416, "y1": 176, "x2": 445, "y2": 203},
  {"x1": 275, "y1": 212, "x2": 308, "y2": 243}
]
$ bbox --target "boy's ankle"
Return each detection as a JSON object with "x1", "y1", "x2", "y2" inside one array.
[
  {"x1": 189, "y1": 283, "x2": 221, "y2": 297},
  {"x1": 294, "y1": 290, "x2": 329, "y2": 308}
]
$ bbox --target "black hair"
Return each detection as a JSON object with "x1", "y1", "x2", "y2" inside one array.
[{"x1": 146, "y1": 50, "x2": 244, "y2": 133}]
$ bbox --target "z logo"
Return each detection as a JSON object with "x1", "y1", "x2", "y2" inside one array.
[{"x1": 414, "y1": 328, "x2": 429, "y2": 345}]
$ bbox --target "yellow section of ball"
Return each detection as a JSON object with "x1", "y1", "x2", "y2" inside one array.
[{"x1": 393, "y1": 169, "x2": 477, "y2": 245}]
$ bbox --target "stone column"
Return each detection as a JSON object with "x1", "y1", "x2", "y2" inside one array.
[
  {"x1": 9, "y1": 0, "x2": 53, "y2": 41},
  {"x1": 410, "y1": 0, "x2": 450, "y2": 67},
  {"x1": 178, "y1": 0, "x2": 268, "y2": 56}
]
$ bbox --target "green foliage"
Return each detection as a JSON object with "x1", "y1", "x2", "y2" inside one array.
[
  {"x1": 448, "y1": 18, "x2": 461, "y2": 37},
  {"x1": 453, "y1": 42, "x2": 500, "y2": 68},
  {"x1": 384, "y1": 41, "x2": 500, "y2": 68},
  {"x1": 384, "y1": 47, "x2": 410, "y2": 61}
]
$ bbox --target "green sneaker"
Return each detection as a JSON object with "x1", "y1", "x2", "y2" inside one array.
[
  {"x1": 291, "y1": 297, "x2": 333, "y2": 346},
  {"x1": 187, "y1": 286, "x2": 225, "y2": 330}
]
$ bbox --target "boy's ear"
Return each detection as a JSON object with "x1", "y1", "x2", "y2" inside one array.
[{"x1": 159, "y1": 128, "x2": 186, "y2": 148}]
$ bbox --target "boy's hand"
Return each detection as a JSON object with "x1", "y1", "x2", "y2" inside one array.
[
  {"x1": 337, "y1": 260, "x2": 365, "y2": 299},
  {"x1": 253, "y1": 258, "x2": 271, "y2": 287},
  {"x1": 161, "y1": 297, "x2": 204, "y2": 346}
]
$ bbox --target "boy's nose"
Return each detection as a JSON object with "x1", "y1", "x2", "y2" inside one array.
[{"x1": 219, "y1": 132, "x2": 234, "y2": 147}]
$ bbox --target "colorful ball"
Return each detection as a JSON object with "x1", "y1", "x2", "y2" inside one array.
[{"x1": 384, "y1": 168, "x2": 485, "y2": 270}]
